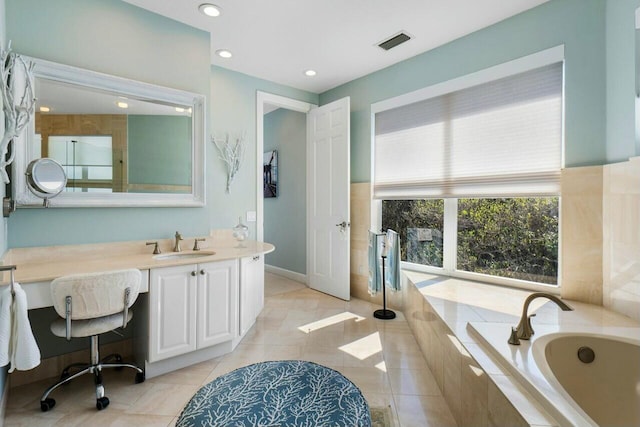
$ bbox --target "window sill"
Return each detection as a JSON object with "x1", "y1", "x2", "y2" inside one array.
[{"x1": 400, "y1": 261, "x2": 560, "y2": 294}]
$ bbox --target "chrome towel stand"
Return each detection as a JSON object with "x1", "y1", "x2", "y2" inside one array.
[
  {"x1": 0, "y1": 265, "x2": 17, "y2": 297},
  {"x1": 372, "y1": 232, "x2": 396, "y2": 320}
]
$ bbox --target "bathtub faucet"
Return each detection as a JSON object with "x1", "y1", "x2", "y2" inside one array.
[{"x1": 508, "y1": 292, "x2": 573, "y2": 345}]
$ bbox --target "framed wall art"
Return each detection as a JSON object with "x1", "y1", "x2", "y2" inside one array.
[{"x1": 263, "y1": 150, "x2": 278, "y2": 198}]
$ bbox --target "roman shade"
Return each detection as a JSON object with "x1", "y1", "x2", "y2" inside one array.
[{"x1": 373, "y1": 62, "x2": 563, "y2": 199}]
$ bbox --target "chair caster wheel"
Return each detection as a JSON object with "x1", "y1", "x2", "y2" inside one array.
[
  {"x1": 135, "y1": 371, "x2": 145, "y2": 384},
  {"x1": 40, "y1": 398, "x2": 56, "y2": 412},
  {"x1": 96, "y1": 396, "x2": 110, "y2": 410}
]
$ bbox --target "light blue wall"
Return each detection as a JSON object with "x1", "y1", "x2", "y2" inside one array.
[
  {"x1": 209, "y1": 67, "x2": 318, "y2": 237},
  {"x1": 321, "y1": 0, "x2": 608, "y2": 182},
  {"x1": 263, "y1": 109, "x2": 307, "y2": 274},
  {"x1": 5, "y1": 0, "x2": 211, "y2": 247},
  {"x1": 606, "y1": 0, "x2": 640, "y2": 161}
]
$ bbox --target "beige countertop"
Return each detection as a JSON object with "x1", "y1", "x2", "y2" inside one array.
[{"x1": 1, "y1": 235, "x2": 275, "y2": 284}]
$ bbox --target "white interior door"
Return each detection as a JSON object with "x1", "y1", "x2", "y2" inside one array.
[{"x1": 307, "y1": 97, "x2": 350, "y2": 300}]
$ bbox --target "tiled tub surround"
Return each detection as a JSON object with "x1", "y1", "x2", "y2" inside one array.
[
  {"x1": 402, "y1": 271, "x2": 640, "y2": 427},
  {"x1": 603, "y1": 157, "x2": 640, "y2": 321}
]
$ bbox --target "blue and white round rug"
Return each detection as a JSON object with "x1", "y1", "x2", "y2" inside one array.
[{"x1": 176, "y1": 360, "x2": 371, "y2": 427}]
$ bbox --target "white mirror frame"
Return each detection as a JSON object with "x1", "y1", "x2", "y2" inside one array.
[{"x1": 12, "y1": 56, "x2": 206, "y2": 208}]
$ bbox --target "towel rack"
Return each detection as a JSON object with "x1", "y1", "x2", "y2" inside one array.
[
  {"x1": 0, "y1": 265, "x2": 17, "y2": 297},
  {"x1": 372, "y1": 232, "x2": 396, "y2": 320}
]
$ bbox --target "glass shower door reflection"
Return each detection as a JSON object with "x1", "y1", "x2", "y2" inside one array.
[{"x1": 47, "y1": 136, "x2": 114, "y2": 193}]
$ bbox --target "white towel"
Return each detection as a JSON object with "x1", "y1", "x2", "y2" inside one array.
[
  {"x1": 0, "y1": 285, "x2": 11, "y2": 368},
  {"x1": 6, "y1": 283, "x2": 40, "y2": 372},
  {"x1": 368, "y1": 231, "x2": 384, "y2": 296}
]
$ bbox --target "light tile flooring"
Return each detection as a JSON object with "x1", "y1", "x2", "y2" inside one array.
[{"x1": 4, "y1": 273, "x2": 456, "y2": 427}]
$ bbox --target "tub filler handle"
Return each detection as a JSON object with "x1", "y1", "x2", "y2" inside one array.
[{"x1": 508, "y1": 327, "x2": 520, "y2": 345}]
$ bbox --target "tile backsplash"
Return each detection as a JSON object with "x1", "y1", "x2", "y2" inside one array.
[{"x1": 603, "y1": 157, "x2": 640, "y2": 321}]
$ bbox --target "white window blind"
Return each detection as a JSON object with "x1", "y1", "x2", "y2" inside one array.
[{"x1": 373, "y1": 62, "x2": 563, "y2": 199}]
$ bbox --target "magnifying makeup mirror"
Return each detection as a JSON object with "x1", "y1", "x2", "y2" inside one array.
[{"x1": 25, "y1": 158, "x2": 67, "y2": 207}]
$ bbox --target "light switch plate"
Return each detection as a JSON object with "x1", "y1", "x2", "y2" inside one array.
[{"x1": 246, "y1": 211, "x2": 257, "y2": 222}]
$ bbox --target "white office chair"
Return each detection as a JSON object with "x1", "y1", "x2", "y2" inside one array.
[{"x1": 40, "y1": 269, "x2": 145, "y2": 412}]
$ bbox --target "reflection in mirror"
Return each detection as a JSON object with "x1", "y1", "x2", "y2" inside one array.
[
  {"x1": 35, "y1": 78, "x2": 192, "y2": 194},
  {"x1": 48, "y1": 136, "x2": 114, "y2": 193},
  {"x1": 12, "y1": 56, "x2": 205, "y2": 207}
]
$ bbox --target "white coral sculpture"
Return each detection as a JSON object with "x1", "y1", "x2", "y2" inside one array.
[
  {"x1": 212, "y1": 133, "x2": 246, "y2": 193},
  {"x1": 0, "y1": 41, "x2": 36, "y2": 184}
]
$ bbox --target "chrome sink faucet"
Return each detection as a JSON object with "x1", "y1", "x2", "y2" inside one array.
[
  {"x1": 174, "y1": 231, "x2": 183, "y2": 252},
  {"x1": 508, "y1": 292, "x2": 573, "y2": 345}
]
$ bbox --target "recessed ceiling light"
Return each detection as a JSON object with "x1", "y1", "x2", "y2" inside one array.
[
  {"x1": 199, "y1": 3, "x2": 221, "y2": 17},
  {"x1": 39, "y1": 106, "x2": 50, "y2": 112},
  {"x1": 304, "y1": 70, "x2": 317, "y2": 77},
  {"x1": 116, "y1": 101, "x2": 129, "y2": 109},
  {"x1": 216, "y1": 49, "x2": 233, "y2": 59}
]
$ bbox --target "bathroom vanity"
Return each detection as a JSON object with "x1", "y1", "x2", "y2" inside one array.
[{"x1": 0, "y1": 236, "x2": 274, "y2": 379}]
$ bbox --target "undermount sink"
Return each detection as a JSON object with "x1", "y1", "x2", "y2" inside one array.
[{"x1": 153, "y1": 251, "x2": 215, "y2": 260}]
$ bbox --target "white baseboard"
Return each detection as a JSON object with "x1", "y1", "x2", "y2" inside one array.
[{"x1": 265, "y1": 264, "x2": 307, "y2": 284}]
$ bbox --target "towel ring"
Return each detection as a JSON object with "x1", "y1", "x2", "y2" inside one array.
[{"x1": 0, "y1": 265, "x2": 17, "y2": 297}]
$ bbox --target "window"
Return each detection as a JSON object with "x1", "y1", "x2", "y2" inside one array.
[
  {"x1": 373, "y1": 48, "x2": 564, "y2": 288},
  {"x1": 457, "y1": 198, "x2": 558, "y2": 284},
  {"x1": 383, "y1": 197, "x2": 559, "y2": 286},
  {"x1": 382, "y1": 199, "x2": 444, "y2": 267}
]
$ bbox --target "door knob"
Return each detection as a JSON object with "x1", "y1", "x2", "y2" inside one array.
[
  {"x1": 200, "y1": 269, "x2": 205, "y2": 275},
  {"x1": 335, "y1": 221, "x2": 350, "y2": 228},
  {"x1": 191, "y1": 271, "x2": 196, "y2": 276}
]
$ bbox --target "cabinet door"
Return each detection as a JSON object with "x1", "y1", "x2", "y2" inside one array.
[
  {"x1": 149, "y1": 264, "x2": 197, "y2": 362},
  {"x1": 196, "y1": 259, "x2": 238, "y2": 349},
  {"x1": 239, "y1": 255, "x2": 265, "y2": 336}
]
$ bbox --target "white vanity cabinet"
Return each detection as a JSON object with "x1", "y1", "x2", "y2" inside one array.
[
  {"x1": 149, "y1": 259, "x2": 238, "y2": 362},
  {"x1": 196, "y1": 260, "x2": 238, "y2": 348},
  {"x1": 239, "y1": 255, "x2": 265, "y2": 336}
]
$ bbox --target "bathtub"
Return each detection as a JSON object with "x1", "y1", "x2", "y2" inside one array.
[
  {"x1": 533, "y1": 333, "x2": 640, "y2": 427},
  {"x1": 469, "y1": 322, "x2": 640, "y2": 427}
]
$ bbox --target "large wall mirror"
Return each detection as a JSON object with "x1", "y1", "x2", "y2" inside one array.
[{"x1": 12, "y1": 57, "x2": 206, "y2": 207}]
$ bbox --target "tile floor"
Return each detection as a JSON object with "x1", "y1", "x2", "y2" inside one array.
[{"x1": 4, "y1": 272, "x2": 456, "y2": 427}]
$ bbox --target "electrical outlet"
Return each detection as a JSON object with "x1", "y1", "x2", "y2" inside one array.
[{"x1": 246, "y1": 211, "x2": 257, "y2": 222}]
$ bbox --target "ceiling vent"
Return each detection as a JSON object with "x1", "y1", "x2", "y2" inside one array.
[{"x1": 378, "y1": 32, "x2": 411, "y2": 51}]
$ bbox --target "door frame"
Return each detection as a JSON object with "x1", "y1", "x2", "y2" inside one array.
[{"x1": 255, "y1": 91, "x2": 316, "y2": 244}]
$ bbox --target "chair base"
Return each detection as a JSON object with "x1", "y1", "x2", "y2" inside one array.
[{"x1": 40, "y1": 335, "x2": 144, "y2": 412}]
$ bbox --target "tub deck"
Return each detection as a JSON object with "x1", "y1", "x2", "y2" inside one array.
[{"x1": 402, "y1": 271, "x2": 639, "y2": 427}]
